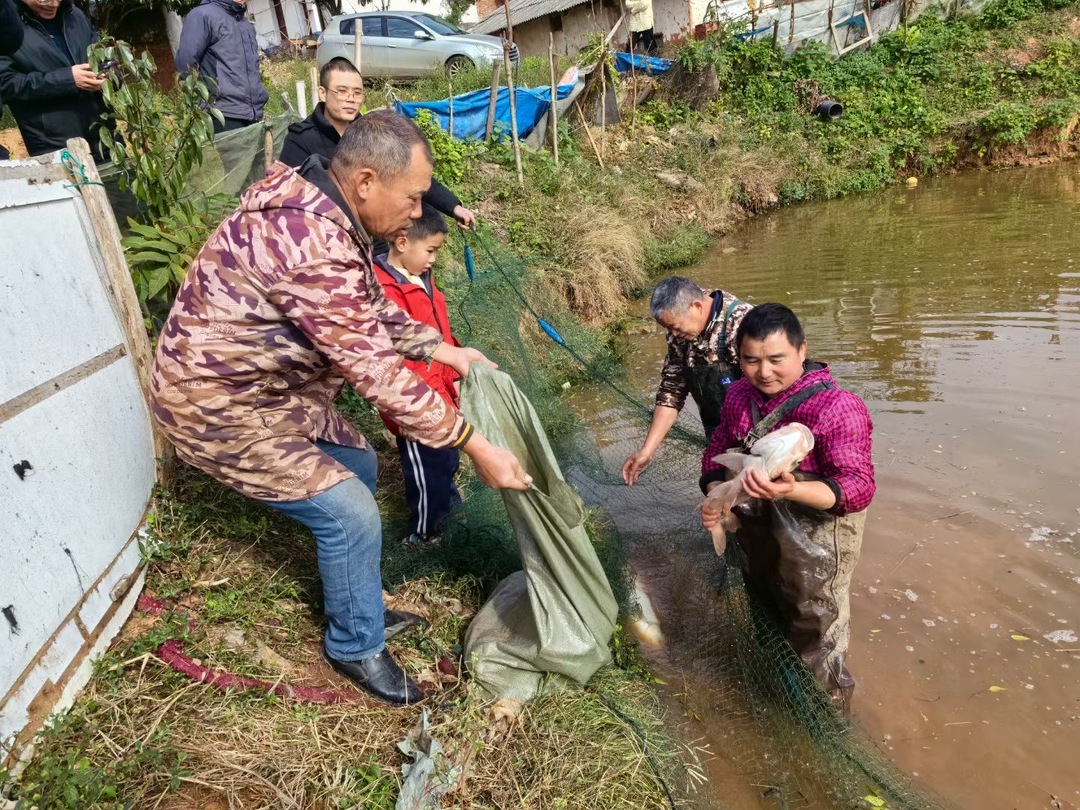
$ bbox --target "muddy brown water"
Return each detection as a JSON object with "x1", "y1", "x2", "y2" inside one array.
[{"x1": 590, "y1": 163, "x2": 1080, "y2": 810}]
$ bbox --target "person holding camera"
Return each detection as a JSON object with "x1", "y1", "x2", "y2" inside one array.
[{"x1": 0, "y1": 0, "x2": 113, "y2": 161}]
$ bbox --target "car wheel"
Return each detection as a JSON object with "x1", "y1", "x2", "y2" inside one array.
[{"x1": 445, "y1": 55, "x2": 473, "y2": 78}]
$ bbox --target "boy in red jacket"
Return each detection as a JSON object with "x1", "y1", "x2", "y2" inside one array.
[{"x1": 374, "y1": 204, "x2": 462, "y2": 545}]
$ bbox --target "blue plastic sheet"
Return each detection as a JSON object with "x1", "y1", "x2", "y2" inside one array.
[
  {"x1": 613, "y1": 52, "x2": 674, "y2": 74},
  {"x1": 394, "y1": 84, "x2": 576, "y2": 141}
]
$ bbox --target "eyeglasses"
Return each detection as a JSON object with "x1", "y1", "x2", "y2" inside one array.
[
  {"x1": 328, "y1": 87, "x2": 364, "y2": 101},
  {"x1": 31, "y1": 0, "x2": 62, "y2": 6}
]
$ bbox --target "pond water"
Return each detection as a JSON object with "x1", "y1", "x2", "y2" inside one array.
[{"x1": 606, "y1": 162, "x2": 1080, "y2": 810}]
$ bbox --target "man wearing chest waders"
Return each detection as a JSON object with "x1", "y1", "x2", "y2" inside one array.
[
  {"x1": 622, "y1": 276, "x2": 753, "y2": 485},
  {"x1": 700, "y1": 303, "x2": 876, "y2": 704}
]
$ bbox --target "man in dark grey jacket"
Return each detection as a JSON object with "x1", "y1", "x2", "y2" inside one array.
[
  {"x1": 175, "y1": 0, "x2": 267, "y2": 132},
  {"x1": 0, "y1": 0, "x2": 111, "y2": 161}
]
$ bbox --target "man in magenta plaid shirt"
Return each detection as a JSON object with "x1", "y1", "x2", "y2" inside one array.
[{"x1": 700, "y1": 303, "x2": 875, "y2": 701}]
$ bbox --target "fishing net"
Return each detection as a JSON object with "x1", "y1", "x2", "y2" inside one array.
[{"x1": 381, "y1": 230, "x2": 951, "y2": 810}]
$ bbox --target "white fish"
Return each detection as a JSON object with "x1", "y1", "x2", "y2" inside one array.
[
  {"x1": 628, "y1": 577, "x2": 664, "y2": 649},
  {"x1": 702, "y1": 423, "x2": 815, "y2": 553}
]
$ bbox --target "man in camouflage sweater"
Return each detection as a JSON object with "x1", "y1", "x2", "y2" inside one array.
[{"x1": 150, "y1": 110, "x2": 531, "y2": 706}]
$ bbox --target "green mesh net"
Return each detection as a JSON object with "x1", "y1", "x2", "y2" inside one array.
[{"x1": 396, "y1": 230, "x2": 951, "y2": 810}]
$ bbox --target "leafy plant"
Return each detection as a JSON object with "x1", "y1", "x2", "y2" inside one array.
[
  {"x1": 89, "y1": 37, "x2": 220, "y2": 222},
  {"x1": 413, "y1": 108, "x2": 479, "y2": 186},
  {"x1": 120, "y1": 194, "x2": 234, "y2": 328}
]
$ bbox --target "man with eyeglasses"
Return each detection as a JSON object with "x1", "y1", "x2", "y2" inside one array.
[
  {"x1": 0, "y1": 0, "x2": 112, "y2": 161},
  {"x1": 280, "y1": 57, "x2": 476, "y2": 233}
]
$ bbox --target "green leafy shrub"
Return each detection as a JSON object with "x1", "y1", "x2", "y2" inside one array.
[{"x1": 121, "y1": 195, "x2": 235, "y2": 327}]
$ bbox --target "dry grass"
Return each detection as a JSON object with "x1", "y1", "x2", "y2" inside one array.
[
  {"x1": 544, "y1": 205, "x2": 648, "y2": 324},
  {"x1": 6, "y1": 478, "x2": 691, "y2": 809}
]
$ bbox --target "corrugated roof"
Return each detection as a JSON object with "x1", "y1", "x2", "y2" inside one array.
[{"x1": 472, "y1": 0, "x2": 594, "y2": 35}]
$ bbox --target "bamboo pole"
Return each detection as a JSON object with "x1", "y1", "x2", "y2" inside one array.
[
  {"x1": 575, "y1": 100, "x2": 604, "y2": 168},
  {"x1": 548, "y1": 33, "x2": 559, "y2": 163},
  {"x1": 504, "y1": 39, "x2": 524, "y2": 188},
  {"x1": 63, "y1": 137, "x2": 170, "y2": 477},
  {"x1": 485, "y1": 59, "x2": 502, "y2": 140},
  {"x1": 789, "y1": 0, "x2": 795, "y2": 44},
  {"x1": 309, "y1": 65, "x2": 319, "y2": 109}
]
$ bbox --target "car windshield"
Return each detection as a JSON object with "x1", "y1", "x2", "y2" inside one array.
[{"x1": 414, "y1": 14, "x2": 465, "y2": 35}]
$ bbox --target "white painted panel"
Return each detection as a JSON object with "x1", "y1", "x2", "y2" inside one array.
[
  {"x1": 0, "y1": 196, "x2": 125, "y2": 404},
  {"x1": 0, "y1": 358, "x2": 154, "y2": 692},
  {"x1": 78, "y1": 539, "x2": 144, "y2": 634},
  {"x1": 0, "y1": 620, "x2": 85, "y2": 755}
]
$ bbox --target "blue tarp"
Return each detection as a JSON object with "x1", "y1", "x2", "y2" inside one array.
[
  {"x1": 395, "y1": 84, "x2": 576, "y2": 141},
  {"x1": 613, "y1": 52, "x2": 674, "y2": 74}
]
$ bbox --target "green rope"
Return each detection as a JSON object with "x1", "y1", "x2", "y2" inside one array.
[{"x1": 60, "y1": 149, "x2": 104, "y2": 189}]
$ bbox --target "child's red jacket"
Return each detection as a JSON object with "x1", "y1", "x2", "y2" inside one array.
[{"x1": 374, "y1": 255, "x2": 460, "y2": 436}]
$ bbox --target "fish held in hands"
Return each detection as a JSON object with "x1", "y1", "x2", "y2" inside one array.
[{"x1": 701, "y1": 423, "x2": 815, "y2": 552}]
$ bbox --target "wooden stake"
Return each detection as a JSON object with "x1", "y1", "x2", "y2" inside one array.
[
  {"x1": 264, "y1": 124, "x2": 274, "y2": 175},
  {"x1": 295, "y1": 80, "x2": 308, "y2": 118},
  {"x1": 503, "y1": 39, "x2": 524, "y2": 188},
  {"x1": 309, "y1": 65, "x2": 319, "y2": 109},
  {"x1": 575, "y1": 100, "x2": 604, "y2": 168},
  {"x1": 503, "y1": 0, "x2": 514, "y2": 43},
  {"x1": 687, "y1": 0, "x2": 694, "y2": 37},
  {"x1": 353, "y1": 19, "x2": 362, "y2": 72},
  {"x1": 789, "y1": 0, "x2": 795, "y2": 44},
  {"x1": 485, "y1": 59, "x2": 502, "y2": 140},
  {"x1": 599, "y1": 52, "x2": 606, "y2": 160},
  {"x1": 771, "y1": 18, "x2": 779, "y2": 49},
  {"x1": 64, "y1": 137, "x2": 170, "y2": 476},
  {"x1": 548, "y1": 33, "x2": 559, "y2": 163}
]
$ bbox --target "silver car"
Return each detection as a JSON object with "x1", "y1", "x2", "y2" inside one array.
[{"x1": 316, "y1": 11, "x2": 518, "y2": 80}]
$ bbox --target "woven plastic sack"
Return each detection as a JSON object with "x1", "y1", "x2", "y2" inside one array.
[{"x1": 460, "y1": 363, "x2": 618, "y2": 701}]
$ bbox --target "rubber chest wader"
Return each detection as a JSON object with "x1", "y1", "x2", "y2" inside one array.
[
  {"x1": 730, "y1": 375, "x2": 866, "y2": 699},
  {"x1": 683, "y1": 295, "x2": 744, "y2": 439}
]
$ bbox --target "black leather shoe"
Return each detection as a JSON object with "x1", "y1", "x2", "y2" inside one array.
[
  {"x1": 384, "y1": 609, "x2": 428, "y2": 641},
  {"x1": 323, "y1": 647, "x2": 423, "y2": 706}
]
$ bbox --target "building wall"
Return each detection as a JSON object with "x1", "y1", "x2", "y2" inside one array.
[
  {"x1": 340, "y1": 0, "x2": 481, "y2": 25},
  {"x1": 503, "y1": 4, "x2": 624, "y2": 59},
  {"x1": 475, "y1": 0, "x2": 502, "y2": 21}
]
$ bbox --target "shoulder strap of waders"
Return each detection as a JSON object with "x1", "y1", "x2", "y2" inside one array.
[
  {"x1": 717, "y1": 297, "x2": 743, "y2": 356},
  {"x1": 745, "y1": 380, "x2": 835, "y2": 449}
]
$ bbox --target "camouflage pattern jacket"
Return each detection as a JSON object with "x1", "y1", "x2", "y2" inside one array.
[
  {"x1": 150, "y1": 158, "x2": 473, "y2": 502},
  {"x1": 655, "y1": 289, "x2": 752, "y2": 411}
]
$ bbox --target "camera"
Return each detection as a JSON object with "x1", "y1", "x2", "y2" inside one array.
[{"x1": 97, "y1": 59, "x2": 119, "y2": 77}]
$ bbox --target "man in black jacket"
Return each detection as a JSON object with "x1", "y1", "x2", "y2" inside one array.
[
  {"x1": 280, "y1": 57, "x2": 476, "y2": 232},
  {"x1": 0, "y1": 0, "x2": 110, "y2": 161},
  {"x1": 0, "y1": 0, "x2": 24, "y2": 158}
]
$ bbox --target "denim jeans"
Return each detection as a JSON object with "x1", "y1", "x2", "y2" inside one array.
[{"x1": 261, "y1": 440, "x2": 385, "y2": 662}]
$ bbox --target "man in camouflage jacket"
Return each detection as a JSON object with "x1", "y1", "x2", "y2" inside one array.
[
  {"x1": 150, "y1": 110, "x2": 531, "y2": 706},
  {"x1": 623, "y1": 276, "x2": 751, "y2": 485}
]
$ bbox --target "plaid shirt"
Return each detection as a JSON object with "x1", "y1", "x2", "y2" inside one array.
[
  {"x1": 700, "y1": 364, "x2": 875, "y2": 515},
  {"x1": 655, "y1": 289, "x2": 752, "y2": 411}
]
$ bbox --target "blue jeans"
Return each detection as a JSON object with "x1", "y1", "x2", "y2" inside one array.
[{"x1": 261, "y1": 440, "x2": 385, "y2": 662}]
